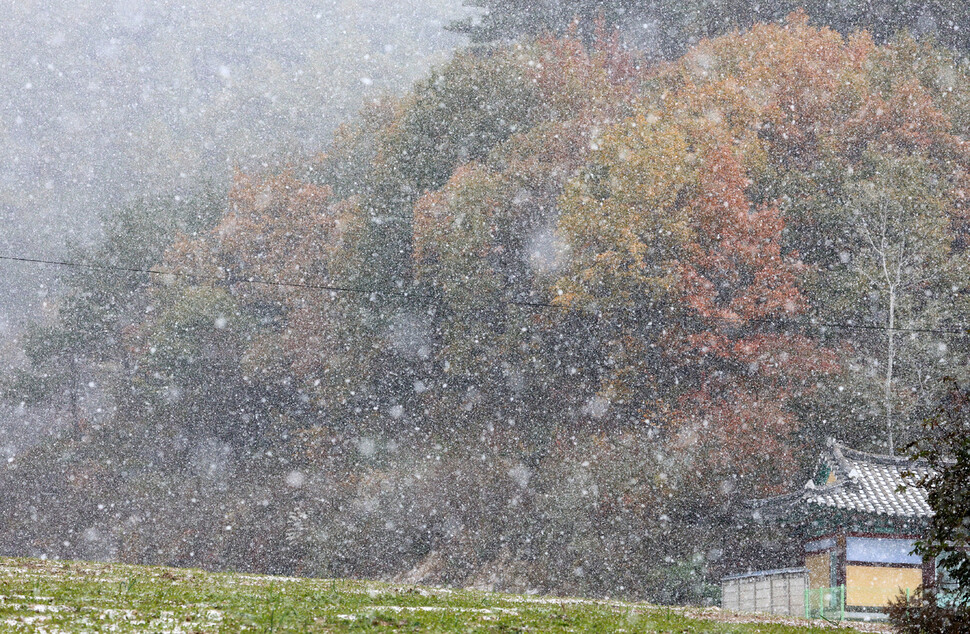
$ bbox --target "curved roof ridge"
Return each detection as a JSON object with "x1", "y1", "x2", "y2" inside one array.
[
  {"x1": 828, "y1": 442, "x2": 854, "y2": 474},
  {"x1": 812, "y1": 440, "x2": 933, "y2": 518},
  {"x1": 749, "y1": 440, "x2": 933, "y2": 522},
  {"x1": 829, "y1": 440, "x2": 926, "y2": 466}
]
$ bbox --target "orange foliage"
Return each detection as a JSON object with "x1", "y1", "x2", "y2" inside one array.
[
  {"x1": 671, "y1": 387, "x2": 802, "y2": 492},
  {"x1": 161, "y1": 170, "x2": 362, "y2": 394},
  {"x1": 663, "y1": 17, "x2": 849, "y2": 161},
  {"x1": 531, "y1": 23, "x2": 645, "y2": 124},
  {"x1": 678, "y1": 146, "x2": 805, "y2": 326},
  {"x1": 666, "y1": 146, "x2": 838, "y2": 490},
  {"x1": 219, "y1": 171, "x2": 347, "y2": 292}
]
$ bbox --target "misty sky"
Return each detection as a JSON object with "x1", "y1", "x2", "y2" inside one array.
[{"x1": 0, "y1": 0, "x2": 471, "y2": 332}]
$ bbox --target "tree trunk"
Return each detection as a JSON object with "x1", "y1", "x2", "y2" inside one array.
[
  {"x1": 885, "y1": 287, "x2": 896, "y2": 454},
  {"x1": 69, "y1": 354, "x2": 81, "y2": 436}
]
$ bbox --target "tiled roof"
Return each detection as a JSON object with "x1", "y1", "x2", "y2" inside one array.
[{"x1": 801, "y1": 441, "x2": 932, "y2": 518}]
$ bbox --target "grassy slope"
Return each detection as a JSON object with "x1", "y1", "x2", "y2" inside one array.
[{"x1": 0, "y1": 557, "x2": 874, "y2": 632}]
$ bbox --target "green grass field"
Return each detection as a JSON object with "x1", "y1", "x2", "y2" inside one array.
[{"x1": 0, "y1": 557, "x2": 880, "y2": 632}]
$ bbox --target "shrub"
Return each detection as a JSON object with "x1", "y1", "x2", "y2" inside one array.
[{"x1": 887, "y1": 586, "x2": 970, "y2": 634}]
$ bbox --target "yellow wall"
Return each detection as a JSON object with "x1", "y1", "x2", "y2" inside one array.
[
  {"x1": 806, "y1": 553, "x2": 831, "y2": 589},
  {"x1": 846, "y1": 565, "x2": 922, "y2": 607}
]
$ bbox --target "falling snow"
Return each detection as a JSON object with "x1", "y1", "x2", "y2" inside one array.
[{"x1": 1, "y1": 0, "x2": 969, "y2": 628}]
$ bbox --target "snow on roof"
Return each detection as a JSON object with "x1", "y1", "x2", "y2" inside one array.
[{"x1": 804, "y1": 441, "x2": 932, "y2": 518}]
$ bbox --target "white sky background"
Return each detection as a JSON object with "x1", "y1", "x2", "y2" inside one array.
[{"x1": 0, "y1": 0, "x2": 471, "y2": 331}]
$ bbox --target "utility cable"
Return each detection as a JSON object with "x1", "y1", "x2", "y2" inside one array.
[
  {"x1": 0, "y1": 254, "x2": 551, "y2": 308},
  {"x1": 2, "y1": 253, "x2": 969, "y2": 335}
]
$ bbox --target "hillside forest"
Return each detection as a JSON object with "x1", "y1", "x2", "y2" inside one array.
[{"x1": 3, "y1": 6, "x2": 970, "y2": 603}]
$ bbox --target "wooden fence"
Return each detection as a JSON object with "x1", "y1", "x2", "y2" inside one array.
[{"x1": 721, "y1": 568, "x2": 808, "y2": 617}]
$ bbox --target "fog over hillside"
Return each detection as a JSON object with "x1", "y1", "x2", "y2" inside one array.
[{"x1": 0, "y1": 0, "x2": 469, "y2": 330}]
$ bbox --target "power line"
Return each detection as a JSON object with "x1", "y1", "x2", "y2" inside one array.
[
  {"x1": 0, "y1": 254, "x2": 554, "y2": 308},
  {"x1": 747, "y1": 315, "x2": 970, "y2": 336},
  {"x1": 2, "y1": 253, "x2": 969, "y2": 335},
  {"x1": 808, "y1": 320, "x2": 970, "y2": 336},
  {"x1": 0, "y1": 254, "x2": 414, "y2": 297}
]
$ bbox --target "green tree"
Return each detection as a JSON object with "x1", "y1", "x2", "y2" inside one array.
[
  {"x1": 134, "y1": 284, "x2": 266, "y2": 454},
  {"x1": 2, "y1": 189, "x2": 223, "y2": 432},
  {"x1": 911, "y1": 381, "x2": 970, "y2": 606},
  {"x1": 3, "y1": 322, "x2": 86, "y2": 432},
  {"x1": 455, "y1": 0, "x2": 970, "y2": 58},
  {"x1": 408, "y1": 32, "x2": 645, "y2": 446},
  {"x1": 451, "y1": 0, "x2": 640, "y2": 46}
]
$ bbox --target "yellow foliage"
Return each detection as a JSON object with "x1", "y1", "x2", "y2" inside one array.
[{"x1": 555, "y1": 116, "x2": 693, "y2": 310}]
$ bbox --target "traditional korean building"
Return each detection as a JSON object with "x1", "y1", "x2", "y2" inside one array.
[{"x1": 723, "y1": 440, "x2": 934, "y2": 620}]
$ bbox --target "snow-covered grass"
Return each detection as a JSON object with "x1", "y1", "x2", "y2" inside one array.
[{"x1": 0, "y1": 556, "x2": 884, "y2": 632}]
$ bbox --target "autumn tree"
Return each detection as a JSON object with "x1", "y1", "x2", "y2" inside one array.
[
  {"x1": 555, "y1": 116, "x2": 837, "y2": 492},
  {"x1": 150, "y1": 172, "x2": 365, "y2": 438},
  {"x1": 409, "y1": 32, "x2": 645, "y2": 446},
  {"x1": 663, "y1": 146, "x2": 837, "y2": 492},
  {"x1": 649, "y1": 14, "x2": 970, "y2": 452}
]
